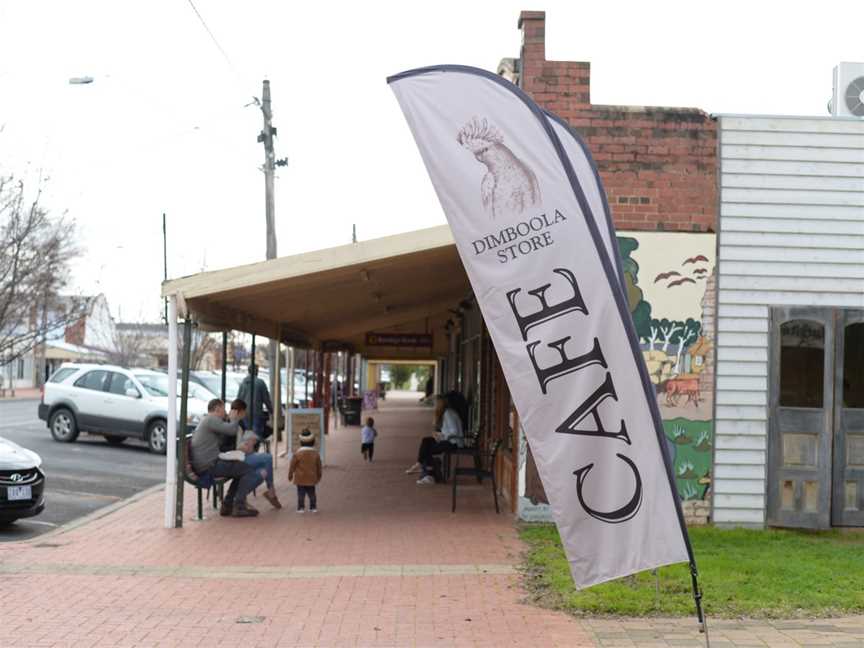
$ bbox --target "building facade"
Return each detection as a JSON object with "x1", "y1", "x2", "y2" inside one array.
[{"x1": 714, "y1": 114, "x2": 864, "y2": 528}]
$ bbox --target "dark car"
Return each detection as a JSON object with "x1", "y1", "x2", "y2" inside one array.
[{"x1": 0, "y1": 436, "x2": 45, "y2": 524}]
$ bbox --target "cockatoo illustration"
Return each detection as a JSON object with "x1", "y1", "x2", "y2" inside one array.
[{"x1": 457, "y1": 117, "x2": 541, "y2": 219}]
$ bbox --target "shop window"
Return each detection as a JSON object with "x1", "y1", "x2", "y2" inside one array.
[
  {"x1": 779, "y1": 320, "x2": 824, "y2": 408},
  {"x1": 843, "y1": 323, "x2": 864, "y2": 408}
]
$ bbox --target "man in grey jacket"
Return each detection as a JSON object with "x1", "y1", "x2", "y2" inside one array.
[
  {"x1": 237, "y1": 364, "x2": 273, "y2": 438},
  {"x1": 191, "y1": 398, "x2": 262, "y2": 517}
]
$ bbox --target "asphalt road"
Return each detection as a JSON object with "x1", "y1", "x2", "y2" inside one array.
[{"x1": 0, "y1": 399, "x2": 165, "y2": 541}]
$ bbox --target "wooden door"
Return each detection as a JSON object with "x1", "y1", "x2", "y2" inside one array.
[
  {"x1": 832, "y1": 310, "x2": 864, "y2": 526},
  {"x1": 767, "y1": 307, "x2": 834, "y2": 529}
]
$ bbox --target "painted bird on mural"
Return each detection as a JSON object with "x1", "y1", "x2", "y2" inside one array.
[
  {"x1": 682, "y1": 254, "x2": 709, "y2": 266},
  {"x1": 457, "y1": 117, "x2": 541, "y2": 220},
  {"x1": 654, "y1": 271, "x2": 682, "y2": 283},
  {"x1": 668, "y1": 277, "x2": 697, "y2": 288}
]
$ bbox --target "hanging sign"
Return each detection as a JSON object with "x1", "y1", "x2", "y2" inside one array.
[{"x1": 365, "y1": 332, "x2": 433, "y2": 348}]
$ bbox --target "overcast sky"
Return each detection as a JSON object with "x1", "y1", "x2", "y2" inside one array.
[{"x1": 1, "y1": 1, "x2": 861, "y2": 323}]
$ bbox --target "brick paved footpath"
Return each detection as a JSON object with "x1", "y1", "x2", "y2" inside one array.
[{"x1": 1, "y1": 392, "x2": 862, "y2": 647}]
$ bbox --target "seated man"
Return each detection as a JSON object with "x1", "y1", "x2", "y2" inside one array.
[
  {"x1": 190, "y1": 398, "x2": 261, "y2": 518},
  {"x1": 232, "y1": 398, "x2": 282, "y2": 510}
]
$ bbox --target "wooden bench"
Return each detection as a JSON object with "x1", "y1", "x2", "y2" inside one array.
[
  {"x1": 451, "y1": 439, "x2": 501, "y2": 514},
  {"x1": 442, "y1": 427, "x2": 482, "y2": 482}
]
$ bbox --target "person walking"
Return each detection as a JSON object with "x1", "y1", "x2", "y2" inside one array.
[
  {"x1": 360, "y1": 417, "x2": 377, "y2": 462},
  {"x1": 288, "y1": 428, "x2": 322, "y2": 513}
]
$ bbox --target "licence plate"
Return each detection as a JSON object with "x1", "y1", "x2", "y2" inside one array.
[{"x1": 7, "y1": 485, "x2": 31, "y2": 501}]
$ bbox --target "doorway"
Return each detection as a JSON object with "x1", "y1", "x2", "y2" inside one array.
[{"x1": 768, "y1": 307, "x2": 864, "y2": 528}]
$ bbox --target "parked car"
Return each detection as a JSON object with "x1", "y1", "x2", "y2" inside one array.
[
  {"x1": 38, "y1": 363, "x2": 207, "y2": 454},
  {"x1": 132, "y1": 370, "x2": 213, "y2": 428},
  {"x1": 0, "y1": 436, "x2": 45, "y2": 525},
  {"x1": 272, "y1": 368, "x2": 316, "y2": 408},
  {"x1": 189, "y1": 370, "x2": 243, "y2": 402}
]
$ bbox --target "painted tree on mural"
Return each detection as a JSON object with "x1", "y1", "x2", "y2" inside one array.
[
  {"x1": 650, "y1": 317, "x2": 702, "y2": 369},
  {"x1": 617, "y1": 237, "x2": 653, "y2": 343}
]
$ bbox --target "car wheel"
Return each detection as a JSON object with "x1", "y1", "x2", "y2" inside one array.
[
  {"x1": 147, "y1": 419, "x2": 167, "y2": 455},
  {"x1": 105, "y1": 435, "x2": 127, "y2": 446},
  {"x1": 49, "y1": 408, "x2": 79, "y2": 443}
]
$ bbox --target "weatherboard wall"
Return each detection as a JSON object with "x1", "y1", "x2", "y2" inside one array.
[{"x1": 714, "y1": 115, "x2": 864, "y2": 527}]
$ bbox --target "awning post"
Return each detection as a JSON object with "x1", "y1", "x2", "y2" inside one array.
[
  {"x1": 175, "y1": 318, "x2": 192, "y2": 527},
  {"x1": 221, "y1": 331, "x2": 228, "y2": 401},
  {"x1": 249, "y1": 334, "x2": 256, "y2": 432},
  {"x1": 164, "y1": 296, "x2": 179, "y2": 528},
  {"x1": 272, "y1": 338, "x2": 281, "y2": 468},
  {"x1": 286, "y1": 346, "x2": 294, "y2": 411}
]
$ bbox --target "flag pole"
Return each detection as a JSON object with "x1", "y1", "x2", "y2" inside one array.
[
  {"x1": 388, "y1": 65, "x2": 709, "y2": 642},
  {"x1": 690, "y1": 563, "x2": 709, "y2": 643}
]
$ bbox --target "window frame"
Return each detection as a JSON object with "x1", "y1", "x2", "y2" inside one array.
[{"x1": 73, "y1": 369, "x2": 110, "y2": 392}]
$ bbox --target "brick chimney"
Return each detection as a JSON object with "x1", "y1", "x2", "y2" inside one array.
[
  {"x1": 517, "y1": 10, "x2": 591, "y2": 121},
  {"x1": 509, "y1": 10, "x2": 717, "y2": 234}
]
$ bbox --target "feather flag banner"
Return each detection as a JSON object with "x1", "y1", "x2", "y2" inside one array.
[{"x1": 389, "y1": 66, "x2": 702, "y2": 592}]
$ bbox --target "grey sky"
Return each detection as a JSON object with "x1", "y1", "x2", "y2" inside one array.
[{"x1": 1, "y1": 1, "x2": 860, "y2": 323}]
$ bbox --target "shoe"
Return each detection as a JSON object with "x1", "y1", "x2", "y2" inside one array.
[
  {"x1": 405, "y1": 462, "x2": 422, "y2": 474},
  {"x1": 296, "y1": 509, "x2": 305, "y2": 514},
  {"x1": 232, "y1": 505, "x2": 259, "y2": 518},
  {"x1": 219, "y1": 501, "x2": 234, "y2": 517},
  {"x1": 416, "y1": 475, "x2": 435, "y2": 485},
  {"x1": 310, "y1": 508, "x2": 318, "y2": 513},
  {"x1": 263, "y1": 490, "x2": 283, "y2": 510}
]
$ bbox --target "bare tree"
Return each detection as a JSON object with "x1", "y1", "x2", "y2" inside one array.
[
  {"x1": 0, "y1": 174, "x2": 88, "y2": 365},
  {"x1": 111, "y1": 323, "x2": 153, "y2": 368},
  {"x1": 186, "y1": 329, "x2": 219, "y2": 370}
]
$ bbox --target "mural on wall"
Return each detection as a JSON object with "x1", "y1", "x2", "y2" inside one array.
[
  {"x1": 621, "y1": 232, "x2": 716, "y2": 504},
  {"x1": 520, "y1": 232, "x2": 716, "y2": 512}
]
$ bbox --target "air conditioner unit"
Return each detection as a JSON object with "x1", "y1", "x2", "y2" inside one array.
[{"x1": 829, "y1": 62, "x2": 864, "y2": 117}]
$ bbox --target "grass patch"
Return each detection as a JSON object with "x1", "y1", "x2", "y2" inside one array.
[{"x1": 520, "y1": 524, "x2": 864, "y2": 618}]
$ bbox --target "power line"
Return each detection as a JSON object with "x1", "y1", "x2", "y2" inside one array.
[{"x1": 185, "y1": 0, "x2": 234, "y2": 70}]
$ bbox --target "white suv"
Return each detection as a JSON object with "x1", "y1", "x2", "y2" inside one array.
[{"x1": 38, "y1": 364, "x2": 209, "y2": 454}]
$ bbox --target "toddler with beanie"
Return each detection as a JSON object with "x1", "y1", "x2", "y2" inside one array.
[{"x1": 288, "y1": 428, "x2": 322, "y2": 512}]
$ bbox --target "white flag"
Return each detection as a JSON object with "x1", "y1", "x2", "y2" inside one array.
[{"x1": 390, "y1": 65, "x2": 691, "y2": 588}]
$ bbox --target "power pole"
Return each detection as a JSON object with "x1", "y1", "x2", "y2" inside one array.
[
  {"x1": 258, "y1": 79, "x2": 280, "y2": 401},
  {"x1": 259, "y1": 80, "x2": 278, "y2": 261}
]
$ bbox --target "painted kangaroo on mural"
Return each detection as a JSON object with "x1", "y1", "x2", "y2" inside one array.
[
  {"x1": 665, "y1": 376, "x2": 701, "y2": 407},
  {"x1": 457, "y1": 117, "x2": 541, "y2": 220}
]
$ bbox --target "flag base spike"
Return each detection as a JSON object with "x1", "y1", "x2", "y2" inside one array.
[{"x1": 689, "y1": 562, "x2": 710, "y2": 647}]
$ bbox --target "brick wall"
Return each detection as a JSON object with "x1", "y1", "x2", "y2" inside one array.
[{"x1": 514, "y1": 11, "x2": 717, "y2": 233}]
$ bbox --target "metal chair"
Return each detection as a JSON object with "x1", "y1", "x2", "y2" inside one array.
[
  {"x1": 451, "y1": 439, "x2": 501, "y2": 514},
  {"x1": 183, "y1": 435, "x2": 226, "y2": 520}
]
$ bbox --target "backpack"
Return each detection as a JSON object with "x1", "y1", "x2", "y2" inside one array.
[{"x1": 431, "y1": 457, "x2": 444, "y2": 484}]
